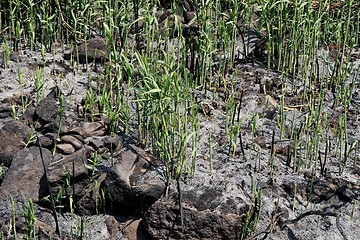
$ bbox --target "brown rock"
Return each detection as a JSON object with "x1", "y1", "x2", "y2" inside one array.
[
  {"x1": 40, "y1": 148, "x2": 92, "y2": 208},
  {"x1": 254, "y1": 136, "x2": 267, "y2": 149},
  {"x1": 0, "y1": 104, "x2": 12, "y2": 119},
  {"x1": 0, "y1": 120, "x2": 31, "y2": 167},
  {"x1": 104, "y1": 145, "x2": 164, "y2": 213},
  {"x1": 60, "y1": 135, "x2": 83, "y2": 150},
  {"x1": 38, "y1": 133, "x2": 56, "y2": 149},
  {"x1": 77, "y1": 173, "x2": 107, "y2": 215},
  {"x1": 35, "y1": 97, "x2": 59, "y2": 123},
  {"x1": 56, "y1": 143, "x2": 76, "y2": 154},
  {"x1": 0, "y1": 146, "x2": 52, "y2": 202},
  {"x1": 64, "y1": 37, "x2": 107, "y2": 63},
  {"x1": 123, "y1": 217, "x2": 148, "y2": 240},
  {"x1": 68, "y1": 121, "x2": 106, "y2": 138},
  {"x1": 142, "y1": 191, "x2": 246, "y2": 240}
]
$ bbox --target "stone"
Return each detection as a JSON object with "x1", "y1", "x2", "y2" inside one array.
[
  {"x1": 39, "y1": 148, "x2": 92, "y2": 209},
  {"x1": 142, "y1": 190, "x2": 246, "y2": 240},
  {"x1": 104, "y1": 135, "x2": 121, "y2": 151},
  {"x1": 85, "y1": 136, "x2": 105, "y2": 150},
  {"x1": 35, "y1": 97, "x2": 59, "y2": 124},
  {"x1": 0, "y1": 104, "x2": 12, "y2": 119},
  {"x1": 40, "y1": 117, "x2": 70, "y2": 134},
  {"x1": 21, "y1": 103, "x2": 36, "y2": 123},
  {"x1": 56, "y1": 143, "x2": 76, "y2": 154},
  {"x1": 158, "y1": 14, "x2": 183, "y2": 37},
  {"x1": 184, "y1": 11, "x2": 196, "y2": 23},
  {"x1": 76, "y1": 173, "x2": 107, "y2": 215},
  {"x1": 38, "y1": 133, "x2": 56, "y2": 149},
  {"x1": 0, "y1": 120, "x2": 31, "y2": 167},
  {"x1": 104, "y1": 145, "x2": 164, "y2": 213},
  {"x1": 68, "y1": 121, "x2": 106, "y2": 139},
  {"x1": 122, "y1": 217, "x2": 148, "y2": 240},
  {"x1": 306, "y1": 177, "x2": 359, "y2": 204},
  {"x1": 36, "y1": 219, "x2": 56, "y2": 239},
  {"x1": 61, "y1": 135, "x2": 83, "y2": 150},
  {"x1": 254, "y1": 136, "x2": 267, "y2": 149},
  {"x1": 64, "y1": 37, "x2": 107, "y2": 64},
  {"x1": 0, "y1": 146, "x2": 52, "y2": 202}
]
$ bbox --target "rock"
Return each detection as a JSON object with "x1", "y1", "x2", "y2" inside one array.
[
  {"x1": 306, "y1": 177, "x2": 359, "y2": 204},
  {"x1": 10, "y1": 51, "x2": 21, "y2": 62},
  {"x1": 0, "y1": 120, "x2": 31, "y2": 167},
  {"x1": 60, "y1": 135, "x2": 83, "y2": 150},
  {"x1": 104, "y1": 144, "x2": 164, "y2": 213},
  {"x1": 64, "y1": 37, "x2": 107, "y2": 64},
  {"x1": 158, "y1": 14, "x2": 183, "y2": 37},
  {"x1": 0, "y1": 146, "x2": 52, "y2": 202},
  {"x1": 35, "y1": 97, "x2": 59, "y2": 123},
  {"x1": 104, "y1": 134, "x2": 121, "y2": 151},
  {"x1": 36, "y1": 219, "x2": 56, "y2": 239},
  {"x1": 21, "y1": 103, "x2": 36, "y2": 123},
  {"x1": 39, "y1": 148, "x2": 92, "y2": 210},
  {"x1": 263, "y1": 107, "x2": 277, "y2": 119},
  {"x1": 254, "y1": 136, "x2": 267, "y2": 149},
  {"x1": 38, "y1": 133, "x2": 56, "y2": 149},
  {"x1": 142, "y1": 189, "x2": 247, "y2": 240},
  {"x1": 41, "y1": 118, "x2": 69, "y2": 134},
  {"x1": 122, "y1": 217, "x2": 148, "y2": 240},
  {"x1": 76, "y1": 173, "x2": 107, "y2": 215},
  {"x1": 0, "y1": 104, "x2": 12, "y2": 119},
  {"x1": 68, "y1": 121, "x2": 106, "y2": 139},
  {"x1": 56, "y1": 143, "x2": 76, "y2": 154},
  {"x1": 86, "y1": 136, "x2": 105, "y2": 150}
]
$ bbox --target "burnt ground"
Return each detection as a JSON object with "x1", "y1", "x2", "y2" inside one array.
[{"x1": 0, "y1": 19, "x2": 359, "y2": 240}]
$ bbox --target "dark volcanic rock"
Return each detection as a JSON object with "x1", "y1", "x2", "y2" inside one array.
[
  {"x1": 60, "y1": 135, "x2": 83, "y2": 150},
  {"x1": 56, "y1": 143, "x2": 76, "y2": 154},
  {"x1": 0, "y1": 104, "x2": 12, "y2": 119},
  {"x1": 35, "y1": 97, "x2": 59, "y2": 124},
  {"x1": 306, "y1": 176, "x2": 359, "y2": 204},
  {"x1": 38, "y1": 133, "x2": 56, "y2": 149},
  {"x1": 39, "y1": 148, "x2": 92, "y2": 209},
  {"x1": 0, "y1": 146, "x2": 52, "y2": 202},
  {"x1": 21, "y1": 102, "x2": 36, "y2": 123},
  {"x1": 104, "y1": 144, "x2": 164, "y2": 213},
  {"x1": 63, "y1": 37, "x2": 107, "y2": 64},
  {"x1": 0, "y1": 120, "x2": 31, "y2": 167},
  {"x1": 68, "y1": 121, "x2": 106, "y2": 138},
  {"x1": 142, "y1": 191, "x2": 246, "y2": 240},
  {"x1": 76, "y1": 172, "x2": 107, "y2": 215}
]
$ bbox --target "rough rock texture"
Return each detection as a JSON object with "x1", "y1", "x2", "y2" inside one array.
[
  {"x1": 0, "y1": 120, "x2": 31, "y2": 167},
  {"x1": 39, "y1": 148, "x2": 91, "y2": 208},
  {"x1": 143, "y1": 190, "x2": 246, "y2": 240},
  {"x1": 0, "y1": 146, "x2": 52, "y2": 202},
  {"x1": 122, "y1": 217, "x2": 149, "y2": 240},
  {"x1": 63, "y1": 37, "x2": 107, "y2": 63},
  {"x1": 68, "y1": 121, "x2": 107, "y2": 138},
  {"x1": 35, "y1": 97, "x2": 59, "y2": 124},
  {"x1": 104, "y1": 144, "x2": 165, "y2": 214}
]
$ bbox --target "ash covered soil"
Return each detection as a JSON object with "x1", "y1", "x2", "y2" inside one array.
[{"x1": 0, "y1": 16, "x2": 360, "y2": 240}]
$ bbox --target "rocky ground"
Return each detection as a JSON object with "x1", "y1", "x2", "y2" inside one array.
[{"x1": 0, "y1": 3, "x2": 359, "y2": 240}]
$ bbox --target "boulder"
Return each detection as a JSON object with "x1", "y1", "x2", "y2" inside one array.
[
  {"x1": 39, "y1": 148, "x2": 92, "y2": 211},
  {"x1": 104, "y1": 144, "x2": 164, "y2": 214},
  {"x1": 142, "y1": 187, "x2": 249, "y2": 240},
  {"x1": 0, "y1": 146, "x2": 52, "y2": 202},
  {"x1": 63, "y1": 37, "x2": 107, "y2": 64},
  {"x1": 35, "y1": 97, "x2": 59, "y2": 124},
  {"x1": 0, "y1": 120, "x2": 31, "y2": 167}
]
